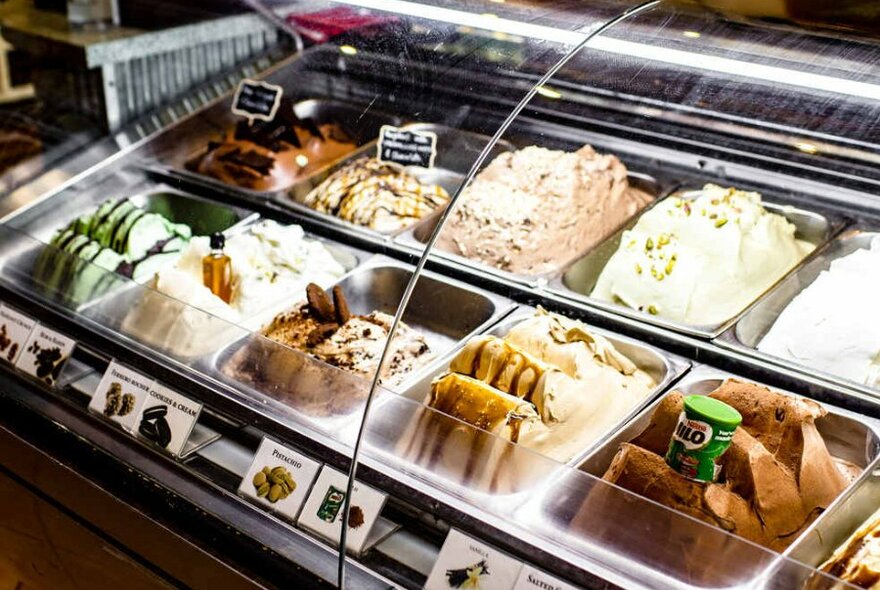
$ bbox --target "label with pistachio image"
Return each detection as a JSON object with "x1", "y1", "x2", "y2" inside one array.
[{"x1": 253, "y1": 465, "x2": 297, "y2": 504}]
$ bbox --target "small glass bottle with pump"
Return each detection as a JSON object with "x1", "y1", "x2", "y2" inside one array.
[{"x1": 203, "y1": 232, "x2": 232, "y2": 303}]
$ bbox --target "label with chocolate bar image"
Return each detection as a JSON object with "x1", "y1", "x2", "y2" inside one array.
[
  {"x1": 231, "y1": 79, "x2": 283, "y2": 123},
  {"x1": 0, "y1": 304, "x2": 36, "y2": 366},
  {"x1": 377, "y1": 125, "x2": 437, "y2": 168},
  {"x1": 15, "y1": 325, "x2": 76, "y2": 387}
]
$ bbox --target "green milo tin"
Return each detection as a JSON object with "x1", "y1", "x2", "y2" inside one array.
[{"x1": 665, "y1": 395, "x2": 742, "y2": 482}]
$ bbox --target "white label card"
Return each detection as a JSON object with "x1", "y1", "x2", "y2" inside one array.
[
  {"x1": 425, "y1": 529, "x2": 523, "y2": 590},
  {"x1": 135, "y1": 383, "x2": 203, "y2": 457},
  {"x1": 88, "y1": 360, "x2": 153, "y2": 431},
  {"x1": 0, "y1": 304, "x2": 37, "y2": 365},
  {"x1": 15, "y1": 325, "x2": 76, "y2": 387},
  {"x1": 297, "y1": 465, "x2": 387, "y2": 554},
  {"x1": 513, "y1": 566, "x2": 580, "y2": 590},
  {"x1": 238, "y1": 438, "x2": 321, "y2": 522}
]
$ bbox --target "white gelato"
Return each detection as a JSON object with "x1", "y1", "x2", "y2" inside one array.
[
  {"x1": 591, "y1": 184, "x2": 814, "y2": 326},
  {"x1": 759, "y1": 236, "x2": 880, "y2": 388},
  {"x1": 121, "y1": 220, "x2": 347, "y2": 356}
]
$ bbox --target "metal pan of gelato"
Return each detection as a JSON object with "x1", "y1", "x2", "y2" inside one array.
[
  {"x1": 398, "y1": 144, "x2": 664, "y2": 287},
  {"x1": 396, "y1": 306, "x2": 689, "y2": 474},
  {"x1": 551, "y1": 183, "x2": 842, "y2": 338},
  {"x1": 284, "y1": 124, "x2": 516, "y2": 237},
  {"x1": 20, "y1": 188, "x2": 255, "y2": 309},
  {"x1": 210, "y1": 256, "x2": 514, "y2": 427},
  {"x1": 167, "y1": 98, "x2": 400, "y2": 197},
  {"x1": 116, "y1": 219, "x2": 360, "y2": 359},
  {"x1": 717, "y1": 228, "x2": 880, "y2": 401},
  {"x1": 576, "y1": 365, "x2": 880, "y2": 557}
]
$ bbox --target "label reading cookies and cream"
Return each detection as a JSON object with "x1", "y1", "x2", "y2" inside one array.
[
  {"x1": 297, "y1": 465, "x2": 387, "y2": 554},
  {"x1": 238, "y1": 437, "x2": 321, "y2": 522},
  {"x1": 88, "y1": 360, "x2": 153, "y2": 432},
  {"x1": 134, "y1": 383, "x2": 202, "y2": 457},
  {"x1": 513, "y1": 566, "x2": 580, "y2": 590},
  {"x1": 0, "y1": 304, "x2": 37, "y2": 365},
  {"x1": 15, "y1": 325, "x2": 76, "y2": 387},
  {"x1": 231, "y1": 79, "x2": 283, "y2": 122},
  {"x1": 425, "y1": 529, "x2": 523, "y2": 590},
  {"x1": 377, "y1": 125, "x2": 437, "y2": 168}
]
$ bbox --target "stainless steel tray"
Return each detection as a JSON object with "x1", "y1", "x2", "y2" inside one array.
[
  {"x1": 281, "y1": 123, "x2": 516, "y2": 240},
  {"x1": 4, "y1": 186, "x2": 259, "y2": 311},
  {"x1": 547, "y1": 189, "x2": 844, "y2": 339},
  {"x1": 577, "y1": 365, "x2": 880, "y2": 576},
  {"x1": 716, "y1": 228, "x2": 880, "y2": 400},
  {"x1": 395, "y1": 171, "x2": 668, "y2": 288},
  {"x1": 398, "y1": 305, "x2": 691, "y2": 468},
  {"x1": 5, "y1": 184, "x2": 258, "y2": 244},
  {"x1": 204, "y1": 255, "x2": 515, "y2": 432},
  {"x1": 163, "y1": 98, "x2": 402, "y2": 199}
]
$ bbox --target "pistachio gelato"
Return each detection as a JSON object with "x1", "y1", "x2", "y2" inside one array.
[{"x1": 591, "y1": 184, "x2": 814, "y2": 325}]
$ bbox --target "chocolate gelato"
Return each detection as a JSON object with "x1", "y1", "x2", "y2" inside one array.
[
  {"x1": 187, "y1": 100, "x2": 356, "y2": 191},
  {"x1": 598, "y1": 379, "x2": 855, "y2": 551},
  {"x1": 435, "y1": 145, "x2": 653, "y2": 275}
]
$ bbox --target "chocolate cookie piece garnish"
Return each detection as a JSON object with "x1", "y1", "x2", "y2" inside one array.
[
  {"x1": 306, "y1": 283, "x2": 335, "y2": 322},
  {"x1": 332, "y1": 285, "x2": 351, "y2": 324}
]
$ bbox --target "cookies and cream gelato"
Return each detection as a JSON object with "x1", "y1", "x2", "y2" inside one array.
[
  {"x1": 120, "y1": 220, "x2": 345, "y2": 356},
  {"x1": 759, "y1": 236, "x2": 880, "y2": 388},
  {"x1": 591, "y1": 184, "x2": 814, "y2": 325},
  {"x1": 435, "y1": 145, "x2": 653, "y2": 275}
]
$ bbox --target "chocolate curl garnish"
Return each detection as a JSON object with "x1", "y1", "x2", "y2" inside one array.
[
  {"x1": 306, "y1": 283, "x2": 335, "y2": 322},
  {"x1": 333, "y1": 285, "x2": 351, "y2": 324}
]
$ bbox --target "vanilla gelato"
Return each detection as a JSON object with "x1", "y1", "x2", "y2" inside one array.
[
  {"x1": 591, "y1": 184, "x2": 814, "y2": 325},
  {"x1": 413, "y1": 308, "x2": 657, "y2": 463},
  {"x1": 759, "y1": 237, "x2": 880, "y2": 388},
  {"x1": 121, "y1": 220, "x2": 346, "y2": 356},
  {"x1": 435, "y1": 145, "x2": 653, "y2": 275}
]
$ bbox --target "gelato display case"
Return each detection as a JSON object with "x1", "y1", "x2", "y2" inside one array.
[{"x1": 3, "y1": 1, "x2": 880, "y2": 589}]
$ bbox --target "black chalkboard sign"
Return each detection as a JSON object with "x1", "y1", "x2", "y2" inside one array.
[
  {"x1": 231, "y1": 79, "x2": 283, "y2": 122},
  {"x1": 377, "y1": 125, "x2": 437, "y2": 168}
]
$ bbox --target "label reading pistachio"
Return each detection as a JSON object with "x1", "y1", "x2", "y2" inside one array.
[
  {"x1": 0, "y1": 304, "x2": 37, "y2": 365},
  {"x1": 88, "y1": 360, "x2": 153, "y2": 432},
  {"x1": 15, "y1": 325, "x2": 76, "y2": 387},
  {"x1": 238, "y1": 437, "x2": 320, "y2": 522}
]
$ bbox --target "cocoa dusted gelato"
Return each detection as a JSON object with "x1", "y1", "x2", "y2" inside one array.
[
  {"x1": 408, "y1": 308, "x2": 657, "y2": 463},
  {"x1": 435, "y1": 145, "x2": 653, "y2": 275},
  {"x1": 598, "y1": 379, "x2": 855, "y2": 551},
  {"x1": 259, "y1": 283, "x2": 433, "y2": 387},
  {"x1": 187, "y1": 100, "x2": 356, "y2": 191}
]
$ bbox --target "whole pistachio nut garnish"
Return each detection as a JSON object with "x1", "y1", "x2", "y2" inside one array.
[{"x1": 648, "y1": 305, "x2": 659, "y2": 315}]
